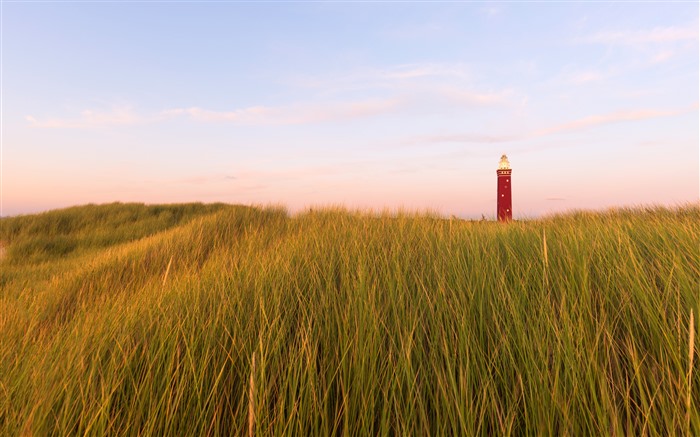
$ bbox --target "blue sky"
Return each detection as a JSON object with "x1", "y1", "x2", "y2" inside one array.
[{"x1": 2, "y1": 1, "x2": 698, "y2": 218}]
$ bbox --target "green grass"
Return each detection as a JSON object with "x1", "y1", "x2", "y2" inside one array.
[{"x1": 1, "y1": 202, "x2": 698, "y2": 435}]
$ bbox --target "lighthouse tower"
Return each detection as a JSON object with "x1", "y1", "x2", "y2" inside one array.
[{"x1": 497, "y1": 154, "x2": 512, "y2": 222}]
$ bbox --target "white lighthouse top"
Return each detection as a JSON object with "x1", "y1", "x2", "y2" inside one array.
[{"x1": 498, "y1": 154, "x2": 511, "y2": 170}]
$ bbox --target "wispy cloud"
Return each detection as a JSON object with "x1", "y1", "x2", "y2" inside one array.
[
  {"x1": 291, "y1": 63, "x2": 520, "y2": 112},
  {"x1": 579, "y1": 25, "x2": 698, "y2": 45},
  {"x1": 27, "y1": 84, "x2": 512, "y2": 129},
  {"x1": 26, "y1": 98, "x2": 405, "y2": 129},
  {"x1": 650, "y1": 50, "x2": 675, "y2": 64},
  {"x1": 434, "y1": 86, "x2": 515, "y2": 107},
  {"x1": 569, "y1": 70, "x2": 606, "y2": 84},
  {"x1": 380, "y1": 63, "x2": 471, "y2": 81},
  {"x1": 166, "y1": 97, "x2": 405, "y2": 125},
  {"x1": 26, "y1": 60, "x2": 508, "y2": 129},
  {"x1": 163, "y1": 106, "x2": 275, "y2": 124},
  {"x1": 408, "y1": 104, "x2": 697, "y2": 146},
  {"x1": 293, "y1": 62, "x2": 473, "y2": 92},
  {"x1": 25, "y1": 107, "x2": 150, "y2": 129},
  {"x1": 405, "y1": 133, "x2": 517, "y2": 146},
  {"x1": 529, "y1": 107, "x2": 692, "y2": 137}
]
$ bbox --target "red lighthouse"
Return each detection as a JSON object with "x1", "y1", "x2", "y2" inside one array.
[{"x1": 497, "y1": 154, "x2": 512, "y2": 222}]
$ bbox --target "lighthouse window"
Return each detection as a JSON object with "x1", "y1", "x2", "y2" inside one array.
[
  {"x1": 506, "y1": 179, "x2": 509, "y2": 182},
  {"x1": 501, "y1": 194, "x2": 504, "y2": 197}
]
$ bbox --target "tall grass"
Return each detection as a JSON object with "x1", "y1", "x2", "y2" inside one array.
[{"x1": 1, "y1": 203, "x2": 698, "y2": 435}]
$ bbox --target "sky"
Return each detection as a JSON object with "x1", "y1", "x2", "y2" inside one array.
[{"x1": 1, "y1": 1, "x2": 698, "y2": 219}]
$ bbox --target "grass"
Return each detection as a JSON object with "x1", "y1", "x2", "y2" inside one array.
[{"x1": 1, "y1": 202, "x2": 698, "y2": 435}]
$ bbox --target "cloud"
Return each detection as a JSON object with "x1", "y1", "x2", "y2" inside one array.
[
  {"x1": 407, "y1": 104, "x2": 697, "y2": 146},
  {"x1": 569, "y1": 70, "x2": 605, "y2": 84},
  {"x1": 434, "y1": 86, "x2": 514, "y2": 107},
  {"x1": 26, "y1": 106, "x2": 158, "y2": 129},
  {"x1": 294, "y1": 62, "x2": 473, "y2": 92},
  {"x1": 26, "y1": 98, "x2": 406, "y2": 129},
  {"x1": 579, "y1": 25, "x2": 698, "y2": 45},
  {"x1": 166, "y1": 97, "x2": 405, "y2": 125},
  {"x1": 28, "y1": 84, "x2": 510, "y2": 130},
  {"x1": 529, "y1": 107, "x2": 690, "y2": 138},
  {"x1": 650, "y1": 50, "x2": 675, "y2": 64},
  {"x1": 381, "y1": 63, "x2": 471, "y2": 81},
  {"x1": 26, "y1": 61, "x2": 508, "y2": 129},
  {"x1": 405, "y1": 133, "x2": 518, "y2": 146},
  {"x1": 170, "y1": 106, "x2": 276, "y2": 124}
]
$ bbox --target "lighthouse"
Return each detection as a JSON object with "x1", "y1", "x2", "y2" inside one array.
[{"x1": 497, "y1": 154, "x2": 512, "y2": 222}]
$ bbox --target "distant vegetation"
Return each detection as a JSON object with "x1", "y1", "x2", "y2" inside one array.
[{"x1": 1, "y1": 202, "x2": 698, "y2": 435}]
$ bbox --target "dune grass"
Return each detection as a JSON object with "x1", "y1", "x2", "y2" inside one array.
[{"x1": 1, "y1": 202, "x2": 698, "y2": 435}]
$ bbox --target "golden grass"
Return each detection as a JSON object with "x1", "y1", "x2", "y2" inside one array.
[{"x1": 1, "y1": 202, "x2": 698, "y2": 435}]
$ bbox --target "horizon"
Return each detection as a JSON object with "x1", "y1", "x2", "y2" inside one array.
[
  {"x1": 2, "y1": 200, "x2": 699, "y2": 222},
  {"x1": 2, "y1": 2, "x2": 698, "y2": 219}
]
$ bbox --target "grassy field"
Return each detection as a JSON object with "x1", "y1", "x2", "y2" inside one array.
[{"x1": 1, "y1": 202, "x2": 698, "y2": 435}]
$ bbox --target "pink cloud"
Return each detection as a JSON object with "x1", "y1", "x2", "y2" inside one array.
[
  {"x1": 409, "y1": 104, "x2": 697, "y2": 146},
  {"x1": 650, "y1": 50, "x2": 675, "y2": 64},
  {"x1": 26, "y1": 107, "x2": 155, "y2": 129},
  {"x1": 28, "y1": 97, "x2": 407, "y2": 129},
  {"x1": 293, "y1": 62, "x2": 473, "y2": 92},
  {"x1": 167, "y1": 98, "x2": 404, "y2": 125},
  {"x1": 569, "y1": 70, "x2": 605, "y2": 84},
  {"x1": 178, "y1": 106, "x2": 275, "y2": 123},
  {"x1": 529, "y1": 107, "x2": 691, "y2": 137},
  {"x1": 579, "y1": 25, "x2": 698, "y2": 45},
  {"x1": 434, "y1": 86, "x2": 513, "y2": 106},
  {"x1": 405, "y1": 133, "x2": 518, "y2": 146}
]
